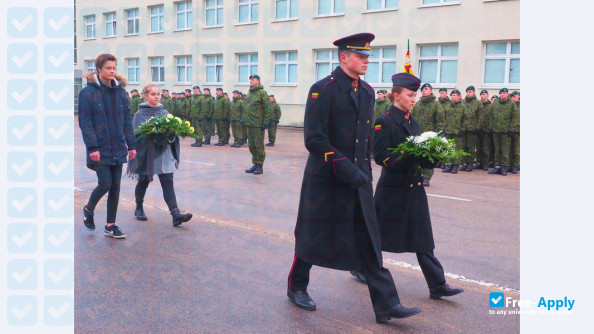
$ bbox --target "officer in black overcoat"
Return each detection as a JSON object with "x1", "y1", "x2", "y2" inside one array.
[
  {"x1": 372, "y1": 73, "x2": 464, "y2": 300},
  {"x1": 286, "y1": 33, "x2": 420, "y2": 323}
]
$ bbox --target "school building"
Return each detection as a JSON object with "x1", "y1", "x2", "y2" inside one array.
[{"x1": 75, "y1": 0, "x2": 520, "y2": 126}]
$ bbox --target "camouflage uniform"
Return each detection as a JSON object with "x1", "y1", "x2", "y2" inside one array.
[
  {"x1": 443, "y1": 99, "x2": 468, "y2": 166},
  {"x1": 509, "y1": 100, "x2": 520, "y2": 169},
  {"x1": 189, "y1": 94, "x2": 204, "y2": 144},
  {"x1": 162, "y1": 95, "x2": 173, "y2": 114},
  {"x1": 200, "y1": 93, "x2": 215, "y2": 144},
  {"x1": 438, "y1": 96, "x2": 450, "y2": 108},
  {"x1": 373, "y1": 98, "x2": 390, "y2": 122},
  {"x1": 490, "y1": 98, "x2": 519, "y2": 169},
  {"x1": 130, "y1": 95, "x2": 142, "y2": 117},
  {"x1": 478, "y1": 99, "x2": 493, "y2": 167},
  {"x1": 411, "y1": 94, "x2": 444, "y2": 180},
  {"x1": 462, "y1": 95, "x2": 482, "y2": 167},
  {"x1": 214, "y1": 94, "x2": 231, "y2": 145},
  {"x1": 267, "y1": 100, "x2": 282, "y2": 144},
  {"x1": 230, "y1": 96, "x2": 245, "y2": 146},
  {"x1": 245, "y1": 84, "x2": 273, "y2": 167}
]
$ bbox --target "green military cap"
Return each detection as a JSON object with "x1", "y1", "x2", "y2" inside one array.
[
  {"x1": 466, "y1": 85, "x2": 475, "y2": 92},
  {"x1": 491, "y1": 95, "x2": 499, "y2": 99},
  {"x1": 216, "y1": 87, "x2": 223, "y2": 91},
  {"x1": 269, "y1": 94, "x2": 274, "y2": 97},
  {"x1": 480, "y1": 89, "x2": 489, "y2": 95},
  {"x1": 383, "y1": 89, "x2": 389, "y2": 94},
  {"x1": 204, "y1": 88, "x2": 211, "y2": 92},
  {"x1": 439, "y1": 88, "x2": 447, "y2": 93},
  {"x1": 421, "y1": 83, "x2": 432, "y2": 90},
  {"x1": 511, "y1": 91, "x2": 520, "y2": 96},
  {"x1": 450, "y1": 89, "x2": 461, "y2": 95},
  {"x1": 249, "y1": 74, "x2": 260, "y2": 80},
  {"x1": 163, "y1": 89, "x2": 168, "y2": 92},
  {"x1": 185, "y1": 88, "x2": 191, "y2": 93},
  {"x1": 333, "y1": 33, "x2": 375, "y2": 56},
  {"x1": 499, "y1": 88, "x2": 508, "y2": 94},
  {"x1": 193, "y1": 85, "x2": 200, "y2": 89},
  {"x1": 130, "y1": 89, "x2": 138, "y2": 93}
]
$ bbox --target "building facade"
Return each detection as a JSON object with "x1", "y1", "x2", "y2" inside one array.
[{"x1": 75, "y1": 0, "x2": 520, "y2": 126}]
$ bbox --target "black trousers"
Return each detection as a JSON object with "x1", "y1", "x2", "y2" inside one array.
[
  {"x1": 288, "y1": 220, "x2": 402, "y2": 314},
  {"x1": 87, "y1": 164, "x2": 123, "y2": 223},
  {"x1": 416, "y1": 250, "x2": 446, "y2": 289},
  {"x1": 134, "y1": 173, "x2": 178, "y2": 212}
]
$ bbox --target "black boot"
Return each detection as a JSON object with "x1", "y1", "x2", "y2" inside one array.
[
  {"x1": 203, "y1": 140, "x2": 210, "y2": 145},
  {"x1": 464, "y1": 164, "x2": 473, "y2": 172},
  {"x1": 191, "y1": 140, "x2": 202, "y2": 147},
  {"x1": 481, "y1": 164, "x2": 489, "y2": 171},
  {"x1": 511, "y1": 166, "x2": 519, "y2": 174},
  {"x1": 171, "y1": 208, "x2": 192, "y2": 227},
  {"x1": 451, "y1": 164, "x2": 459, "y2": 174},
  {"x1": 501, "y1": 166, "x2": 508, "y2": 176},
  {"x1": 230, "y1": 142, "x2": 237, "y2": 147},
  {"x1": 245, "y1": 164, "x2": 257, "y2": 173},
  {"x1": 265, "y1": 142, "x2": 275, "y2": 147},
  {"x1": 134, "y1": 205, "x2": 147, "y2": 221},
  {"x1": 488, "y1": 167, "x2": 501, "y2": 175},
  {"x1": 253, "y1": 164, "x2": 263, "y2": 175},
  {"x1": 442, "y1": 164, "x2": 453, "y2": 173}
]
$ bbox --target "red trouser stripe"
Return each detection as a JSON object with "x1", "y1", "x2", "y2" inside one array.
[{"x1": 287, "y1": 253, "x2": 298, "y2": 291}]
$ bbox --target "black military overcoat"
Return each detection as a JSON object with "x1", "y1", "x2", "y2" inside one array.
[
  {"x1": 372, "y1": 106, "x2": 436, "y2": 253},
  {"x1": 294, "y1": 67, "x2": 383, "y2": 270}
]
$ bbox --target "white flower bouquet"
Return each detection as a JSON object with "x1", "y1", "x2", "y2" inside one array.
[
  {"x1": 388, "y1": 131, "x2": 468, "y2": 163},
  {"x1": 135, "y1": 114, "x2": 199, "y2": 140}
]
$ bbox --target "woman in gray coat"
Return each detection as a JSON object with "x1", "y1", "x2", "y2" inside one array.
[{"x1": 128, "y1": 84, "x2": 192, "y2": 226}]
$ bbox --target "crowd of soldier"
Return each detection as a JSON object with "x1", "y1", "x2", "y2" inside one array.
[
  {"x1": 128, "y1": 85, "x2": 282, "y2": 150},
  {"x1": 373, "y1": 85, "x2": 520, "y2": 185}
]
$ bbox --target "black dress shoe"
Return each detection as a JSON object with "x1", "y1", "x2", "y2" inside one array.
[
  {"x1": 287, "y1": 290, "x2": 316, "y2": 311},
  {"x1": 429, "y1": 283, "x2": 464, "y2": 299},
  {"x1": 349, "y1": 270, "x2": 367, "y2": 284},
  {"x1": 375, "y1": 304, "x2": 421, "y2": 323},
  {"x1": 135, "y1": 207, "x2": 147, "y2": 221}
]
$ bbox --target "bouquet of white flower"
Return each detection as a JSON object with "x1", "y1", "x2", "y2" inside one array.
[
  {"x1": 135, "y1": 113, "x2": 199, "y2": 140},
  {"x1": 387, "y1": 131, "x2": 468, "y2": 164}
]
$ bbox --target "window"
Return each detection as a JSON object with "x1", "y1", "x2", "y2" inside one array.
[
  {"x1": 85, "y1": 60, "x2": 95, "y2": 73},
  {"x1": 127, "y1": 58, "x2": 140, "y2": 84},
  {"x1": 150, "y1": 57, "x2": 165, "y2": 83},
  {"x1": 483, "y1": 41, "x2": 520, "y2": 85},
  {"x1": 315, "y1": 50, "x2": 340, "y2": 80},
  {"x1": 317, "y1": 0, "x2": 344, "y2": 15},
  {"x1": 150, "y1": 5, "x2": 165, "y2": 33},
  {"x1": 274, "y1": 51, "x2": 297, "y2": 84},
  {"x1": 364, "y1": 47, "x2": 396, "y2": 84},
  {"x1": 275, "y1": 0, "x2": 299, "y2": 20},
  {"x1": 176, "y1": 56, "x2": 192, "y2": 83},
  {"x1": 418, "y1": 44, "x2": 458, "y2": 84},
  {"x1": 238, "y1": 0, "x2": 258, "y2": 23},
  {"x1": 421, "y1": 0, "x2": 460, "y2": 5},
  {"x1": 205, "y1": 54, "x2": 223, "y2": 83},
  {"x1": 238, "y1": 53, "x2": 258, "y2": 83},
  {"x1": 125, "y1": 8, "x2": 139, "y2": 35},
  {"x1": 176, "y1": 1, "x2": 192, "y2": 30},
  {"x1": 104, "y1": 12, "x2": 116, "y2": 37},
  {"x1": 84, "y1": 15, "x2": 96, "y2": 39},
  {"x1": 367, "y1": 0, "x2": 398, "y2": 10},
  {"x1": 205, "y1": 0, "x2": 224, "y2": 27}
]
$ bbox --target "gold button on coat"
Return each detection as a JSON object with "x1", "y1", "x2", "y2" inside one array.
[
  {"x1": 410, "y1": 184, "x2": 413, "y2": 188},
  {"x1": 418, "y1": 182, "x2": 422, "y2": 186}
]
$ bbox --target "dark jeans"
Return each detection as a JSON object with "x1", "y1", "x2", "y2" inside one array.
[
  {"x1": 87, "y1": 164, "x2": 123, "y2": 223},
  {"x1": 134, "y1": 173, "x2": 178, "y2": 212}
]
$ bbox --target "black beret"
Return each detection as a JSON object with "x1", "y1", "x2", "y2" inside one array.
[
  {"x1": 466, "y1": 85, "x2": 475, "y2": 91},
  {"x1": 491, "y1": 95, "x2": 499, "y2": 99},
  {"x1": 204, "y1": 88, "x2": 211, "y2": 92},
  {"x1": 511, "y1": 91, "x2": 520, "y2": 96},
  {"x1": 499, "y1": 88, "x2": 508, "y2": 94},
  {"x1": 269, "y1": 94, "x2": 274, "y2": 97},
  {"x1": 185, "y1": 89, "x2": 191, "y2": 92},
  {"x1": 451, "y1": 89, "x2": 461, "y2": 95},
  {"x1": 193, "y1": 86, "x2": 200, "y2": 89},
  {"x1": 249, "y1": 74, "x2": 260, "y2": 80},
  {"x1": 439, "y1": 88, "x2": 447, "y2": 93},
  {"x1": 391, "y1": 73, "x2": 421, "y2": 91},
  {"x1": 333, "y1": 33, "x2": 375, "y2": 56},
  {"x1": 421, "y1": 83, "x2": 432, "y2": 90},
  {"x1": 216, "y1": 88, "x2": 223, "y2": 91},
  {"x1": 480, "y1": 90, "x2": 489, "y2": 95},
  {"x1": 131, "y1": 89, "x2": 138, "y2": 93}
]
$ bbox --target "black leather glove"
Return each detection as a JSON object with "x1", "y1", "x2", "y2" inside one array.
[
  {"x1": 458, "y1": 130, "x2": 464, "y2": 137},
  {"x1": 349, "y1": 169, "x2": 368, "y2": 189},
  {"x1": 507, "y1": 131, "x2": 514, "y2": 137},
  {"x1": 154, "y1": 134, "x2": 171, "y2": 146}
]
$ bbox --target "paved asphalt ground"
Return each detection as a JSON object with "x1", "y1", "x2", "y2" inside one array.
[{"x1": 74, "y1": 119, "x2": 520, "y2": 333}]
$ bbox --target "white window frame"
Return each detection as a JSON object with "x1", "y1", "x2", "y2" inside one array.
[
  {"x1": 104, "y1": 12, "x2": 116, "y2": 37},
  {"x1": 420, "y1": 0, "x2": 461, "y2": 7},
  {"x1": 175, "y1": 1, "x2": 192, "y2": 30},
  {"x1": 205, "y1": 0, "x2": 224, "y2": 27},
  {"x1": 85, "y1": 60, "x2": 95, "y2": 73},
  {"x1": 274, "y1": 51, "x2": 298, "y2": 84},
  {"x1": 238, "y1": 0, "x2": 259, "y2": 24},
  {"x1": 84, "y1": 15, "x2": 96, "y2": 39},
  {"x1": 418, "y1": 43, "x2": 458, "y2": 86},
  {"x1": 366, "y1": 0, "x2": 399, "y2": 11},
  {"x1": 237, "y1": 53, "x2": 258, "y2": 84},
  {"x1": 125, "y1": 8, "x2": 140, "y2": 35},
  {"x1": 205, "y1": 54, "x2": 223, "y2": 84},
  {"x1": 150, "y1": 57, "x2": 165, "y2": 83},
  {"x1": 176, "y1": 56, "x2": 192, "y2": 84},
  {"x1": 274, "y1": 0, "x2": 299, "y2": 21},
  {"x1": 127, "y1": 58, "x2": 140, "y2": 84},
  {"x1": 314, "y1": 49, "x2": 340, "y2": 81},
  {"x1": 364, "y1": 46, "x2": 397, "y2": 85},
  {"x1": 149, "y1": 5, "x2": 165, "y2": 33},
  {"x1": 316, "y1": 0, "x2": 345, "y2": 16},
  {"x1": 482, "y1": 41, "x2": 520, "y2": 87}
]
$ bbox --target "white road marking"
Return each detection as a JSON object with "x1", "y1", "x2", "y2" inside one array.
[
  {"x1": 427, "y1": 193, "x2": 472, "y2": 202},
  {"x1": 181, "y1": 160, "x2": 216, "y2": 166}
]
